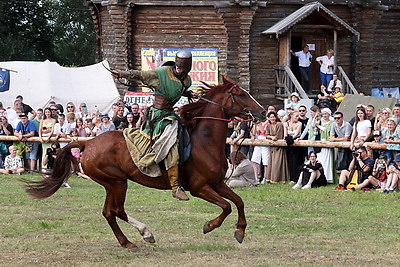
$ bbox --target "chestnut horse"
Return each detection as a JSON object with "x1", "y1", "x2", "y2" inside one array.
[{"x1": 25, "y1": 77, "x2": 266, "y2": 248}]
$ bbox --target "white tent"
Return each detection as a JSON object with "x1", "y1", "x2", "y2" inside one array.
[{"x1": 0, "y1": 60, "x2": 120, "y2": 114}]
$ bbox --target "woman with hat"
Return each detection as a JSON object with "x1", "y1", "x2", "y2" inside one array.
[{"x1": 99, "y1": 113, "x2": 115, "y2": 134}]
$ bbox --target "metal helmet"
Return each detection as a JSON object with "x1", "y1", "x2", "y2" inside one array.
[{"x1": 175, "y1": 50, "x2": 192, "y2": 73}]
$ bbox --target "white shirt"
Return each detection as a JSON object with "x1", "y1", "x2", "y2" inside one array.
[
  {"x1": 295, "y1": 51, "x2": 312, "y2": 67},
  {"x1": 316, "y1": 55, "x2": 335, "y2": 74},
  {"x1": 356, "y1": 120, "x2": 372, "y2": 137}
]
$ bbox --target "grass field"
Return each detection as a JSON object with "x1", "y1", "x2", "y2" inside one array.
[{"x1": 1, "y1": 173, "x2": 400, "y2": 267}]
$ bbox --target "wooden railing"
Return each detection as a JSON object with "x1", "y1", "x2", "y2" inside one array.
[
  {"x1": 275, "y1": 65, "x2": 309, "y2": 99},
  {"x1": 337, "y1": 66, "x2": 358, "y2": 95}
]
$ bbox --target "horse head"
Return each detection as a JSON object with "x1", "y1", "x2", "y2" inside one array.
[{"x1": 217, "y1": 76, "x2": 266, "y2": 122}]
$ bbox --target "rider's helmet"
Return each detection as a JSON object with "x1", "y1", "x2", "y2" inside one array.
[{"x1": 175, "y1": 50, "x2": 192, "y2": 74}]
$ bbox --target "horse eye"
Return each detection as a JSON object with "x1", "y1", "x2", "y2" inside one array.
[{"x1": 238, "y1": 93, "x2": 246, "y2": 97}]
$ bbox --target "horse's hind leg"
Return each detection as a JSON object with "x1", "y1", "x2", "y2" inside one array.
[
  {"x1": 103, "y1": 181, "x2": 155, "y2": 247},
  {"x1": 213, "y1": 182, "x2": 247, "y2": 243},
  {"x1": 190, "y1": 185, "x2": 232, "y2": 235}
]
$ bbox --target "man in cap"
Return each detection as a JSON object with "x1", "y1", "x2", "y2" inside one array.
[
  {"x1": 14, "y1": 113, "x2": 39, "y2": 173},
  {"x1": 111, "y1": 50, "x2": 193, "y2": 200}
]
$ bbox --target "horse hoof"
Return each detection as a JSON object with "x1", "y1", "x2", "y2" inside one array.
[
  {"x1": 203, "y1": 222, "x2": 211, "y2": 234},
  {"x1": 143, "y1": 235, "x2": 156, "y2": 243},
  {"x1": 123, "y1": 241, "x2": 137, "y2": 249},
  {"x1": 234, "y1": 230, "x2": 244, "y2": 243}
]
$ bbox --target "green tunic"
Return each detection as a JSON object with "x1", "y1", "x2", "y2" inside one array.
[
  {"x1": 124, "y1": 66, "x2": 191, "y2": 140},
  {"x1": 121, "y1": 66, "x2": 191, "y2": 176}
]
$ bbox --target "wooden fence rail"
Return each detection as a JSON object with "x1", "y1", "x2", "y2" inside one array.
[{"x1": 0, "y1": 136, "x2": 388, "y2": 150}]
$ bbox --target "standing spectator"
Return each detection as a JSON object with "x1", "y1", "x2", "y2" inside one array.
[
  {"x1": 327, "y1": 74, "x2": 342, "y2": 92},
  {"x1": 227, "y1": 118, "x2": 252, "y2": 156},
  {"x1": 99, "y1": 113, "x2": 115, "y2": 134},
  {"x1": 16, "y1": 95, "x2": 36, "y2": 120},
  {"x1": 374, "y1": 107, "x2": 391, "y2": 132},
  {"x1": 125, "y1": 113, "x2": 136, "y2": 129},
  {"x1": 0, "y1": 145, "x2": 25, "y2": 174},
  {"x1": 350, "y1": 108, "x2": 372, "y2": 151},
  {"x1": 392, "y1": 103, "x2": 400, "y2": 125},
  {"x1": 225, "y1": 151, "x2": 258, "y2": 188},
  {"x1": 49, "y1": 104, "x2": 59, "y2": 122},
  {"x1": 76, "y1": 118, "x2": 87, "y2": 137},
  {"x1": 333, "y1": 146, "x2": 374, "y2": 191},
  {"x1": 39, "y1": 107, "x2": 56, "y2": 172},
  {"x1": 76, "y1": 103, "x2": 91, "y2": 121},
  {"x1": 316, "y1": 49, "x2": 335, "y2": 87},
  {"x1": 130, "y1": 103, "x2": 141, "y2": 126},
  {"x1": 113, "y1": 106, "x2": 126, "y2": 129},
  {"x1": 298, "y1": 105, "x2": 309, "y2": 163},
  {"x1": 32, "y1": 108, "x2": 43, "y2": 130},
  {"x1": 307, "y1": 105, "x2": 321, "y2": 153},
  {"x1": 366, "y1": 105, "x2": 376, "y2": 140},
  {"x1": 6, "y1": 100, "x2": 23, "y2": 123},
  {"x1": 292, "y1": 151, "x2": 327, "y2": 189},
  {"x1": 329, "y1": 111, "x2": 353, "y2": 171},
  {"x1": 65, "y1": 102, "x2": 76, "y2": 114},
  {"x1": 86, "y1": 119, "x2": 100, "y2": 137},
  {"x1": 250, "y1": 120, "x2": 269, "y2": 184},
  {"x1": 14, "y1": 113, "x2": 38, "y2": 173},
  {"x1": 315, "y1": 108, "x2": 334, "y2": 183},
  {"x1": 54, "y1": 113, "x2": 71, "y2": 148},
  {"x1": 265, "y1": 111, "x2": 289, "y2": 183},
  {"x1": 290, "y1": 44, "x2": 312, "y2": 93},
  {"x1": 0, "y1": 116, "x2": 14, "y2": 161},
  {"x1": 66, "y1": 112, "x2": 76, "y2": 129},
  {"x1": 284, "y1": 111, "x2": 303, "y2": 183}
]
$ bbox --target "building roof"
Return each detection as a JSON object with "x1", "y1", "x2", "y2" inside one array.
[{"x1": 262, "y1": 1, "x2": 360, "y2": 40}]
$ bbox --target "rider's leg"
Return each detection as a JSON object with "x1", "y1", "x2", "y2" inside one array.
[{"x1": 168, "y1": 165, "x2": 189, "y2": 201}]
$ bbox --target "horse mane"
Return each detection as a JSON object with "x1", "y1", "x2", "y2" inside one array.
[{"x1": 180, "y1": 80, "x2": 233, "y2": 132}]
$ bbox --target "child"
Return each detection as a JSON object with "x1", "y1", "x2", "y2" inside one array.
[
  {"x1": 71, "y1": 148, "x2": 90, "y2": 179},
  {"x1": 0, "y1": 145, "x2": 25, "y2": 174},
  {"x1": 12, "y1": 140, "x2": 25, "y2": 158},
  {"x1": 367, "y1": 154, "x2": 387, "y2": 191},
  {"x1": 287, "y1": 92, "x2": 301, "y2": 111}
]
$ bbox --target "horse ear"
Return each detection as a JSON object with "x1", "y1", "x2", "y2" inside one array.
[{"x1": 221, "y1": 75, "x2": 236, "y2": 85}]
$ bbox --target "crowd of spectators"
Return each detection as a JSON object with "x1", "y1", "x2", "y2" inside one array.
[
  {"x1": 0, "y1": 96, "x2": 145, "y2": 181},
  {"x1": 1, "y1": 92, "x2": 400, "y2": 194}
]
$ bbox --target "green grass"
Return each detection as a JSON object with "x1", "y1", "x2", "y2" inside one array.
[{"x1": 1, "y1": 174, "x2": 400, "y2": 266}]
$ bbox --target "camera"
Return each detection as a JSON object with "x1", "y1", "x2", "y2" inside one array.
[
  {"x1": 46, "y1": 147, "x2": 57, "y2": 156},
  {"x1": 352, "y1": 151, "x2": 359, "y2": 157}
]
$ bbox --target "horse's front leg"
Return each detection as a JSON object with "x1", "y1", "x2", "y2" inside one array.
[
  {"x1": 190, "y1": 184, "x2": 232, "y2": 235},
  {"x1": 213, "y1": 181, "x2": 246, "y2": 243}
]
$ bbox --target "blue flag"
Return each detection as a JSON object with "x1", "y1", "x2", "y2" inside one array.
[{"x1": 0, "y1": 68, "x2": 10, "y2": 92}]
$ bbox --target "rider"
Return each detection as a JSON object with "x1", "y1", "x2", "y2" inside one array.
[{"x1": 111, "y1": 50, "x2": 193, "y2": 201}]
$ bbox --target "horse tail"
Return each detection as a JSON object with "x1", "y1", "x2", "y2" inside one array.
[{"x1": 24, "y1": 141, "x2": 86, "y2": 199}]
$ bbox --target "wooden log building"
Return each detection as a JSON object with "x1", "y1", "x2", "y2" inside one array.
[{"x1": 87, "y1": 0, "x2": 400, "y2": 107}]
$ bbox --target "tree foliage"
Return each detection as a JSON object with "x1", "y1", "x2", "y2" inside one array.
[{"x1": 0, "y1": 0, "x2": 96, "y2": 66}]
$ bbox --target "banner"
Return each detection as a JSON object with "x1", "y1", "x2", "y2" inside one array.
[
  {"x1": 0, "y1": 68, "x2": 10, "y2": 92},
  {"x1": 124, "y1": 91, "x2": 189, "y2": 109},
  {"x1": 141, "y1": 48, "x2": 218, "y2": 92}
]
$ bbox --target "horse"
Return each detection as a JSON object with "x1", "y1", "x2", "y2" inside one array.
[{"x1": 25, "y1": 76, "x2": 266, "y2": 248}]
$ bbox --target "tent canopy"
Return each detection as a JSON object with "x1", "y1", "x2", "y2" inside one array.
[{"x1": 0, "y1": 60, "x2": 120, "y2": 114}]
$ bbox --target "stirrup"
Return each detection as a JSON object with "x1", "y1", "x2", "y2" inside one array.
[{"x1": 173, "y1": 187, "x2": 189, "y2": 201}]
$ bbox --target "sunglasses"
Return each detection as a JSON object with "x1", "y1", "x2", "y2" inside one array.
[
  {"x1": 51, "y1": 109, "x2": 58, "y2": 111},
  {"x1": 299, "y1": 110, "x2": 306, "y2": 112},
  {"x1": 67, "y1": 106, "x2": 74, "y2": 108},
  {"x1": 334, "y1": 117, "x2": 342, "y2": 120}
]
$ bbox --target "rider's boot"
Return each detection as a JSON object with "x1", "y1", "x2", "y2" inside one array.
[{"x1": 168, "y1": 165, "x2": 189, "y2": 201}]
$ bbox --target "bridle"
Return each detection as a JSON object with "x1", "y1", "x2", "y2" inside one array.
[{"x1": 194, "y1": 84, "x2": 255, "y2": 122}]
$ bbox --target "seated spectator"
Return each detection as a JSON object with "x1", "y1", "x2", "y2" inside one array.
[
  {"x1": 371, "y1": 130, "x2": 390, "y2": 162},
  {"x1": 0, "y1": 145, "x2": 25, "y2": 174},
  {"x1": 333, "y1": 146, "x2": 374, "y2": 191},
  {"x1": 382, "y1": 153, "x2": 400, "y2": 193},
  {"x1": 382, "y1": 117, "x2": 400, "y2": 162},
  {"x1": 287, "y1": 92, "x2": 301, "y2": 111},
  {"x1": 327, "y1": 74, "x2": 342, "y2": 92},
  {"x1": 331, "y1": 85, "x2": 344, "y2": 110},
  {"x1": 0, "y1": 116, "x2": 14, "y2": 161},
  {"x1": 366, "y1": 154, "x2": 388, "y2": 191},
  {"x1": 350, "y1": 108, "x2": 371, "y2": 151},
  {"x1": 225, "y1": 151, "x2": 258, "y2": 188},
  {"x1": 42, "y1": 142, "x2": 60, "y2": 171},
  {"x1": 76, "y1": 118, "x2": 87, "y2": 137},
  {"x1": 292, "y1": 151, "x2": 327, "y2": 189},
  {"x1": 316, "y1": 84, "x2": 332, "y2": 110}
]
